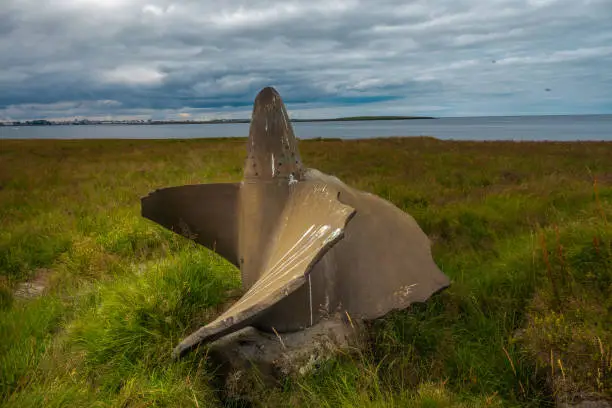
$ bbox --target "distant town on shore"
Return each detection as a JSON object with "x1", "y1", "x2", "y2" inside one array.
[{"x1": 0, "y1": 116, "x2": 435, "y2": 126}]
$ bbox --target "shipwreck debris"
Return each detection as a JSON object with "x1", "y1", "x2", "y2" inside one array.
[{"x1": 141, "y1": 86, "x2": 450, "y2": 359}]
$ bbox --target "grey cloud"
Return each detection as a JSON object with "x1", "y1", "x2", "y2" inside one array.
[{"x1": 0, "y1": 0, "x2": 610, "y2": 120}]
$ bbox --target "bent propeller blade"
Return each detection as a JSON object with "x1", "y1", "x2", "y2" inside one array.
[
  {"x1": 141, "y1": 86, "x2": 450, "y2": 358},
  {"x1": 173, "y1": 181, "x2": 355, "y2": 358}
]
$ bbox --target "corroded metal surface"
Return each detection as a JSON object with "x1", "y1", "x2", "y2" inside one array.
[
  {"x1": 243, "y1": 86, "x2": 304, "y2": 181},
  {"x1": 141, "y1": 86, "x2": 450, "y2": 359}
]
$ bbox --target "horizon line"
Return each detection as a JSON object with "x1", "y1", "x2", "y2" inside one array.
[{"x1": 1, "y1": 112, "x2": 611, "y2": 125}]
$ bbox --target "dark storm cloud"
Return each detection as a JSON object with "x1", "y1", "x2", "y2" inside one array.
[{"x1": 1, "y1": 0, "x2": 611, "y2": 120}]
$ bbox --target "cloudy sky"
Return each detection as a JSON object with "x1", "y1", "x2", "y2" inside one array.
[{"x1": 1, "y1": 0, "x2": 611, "y2": 121}]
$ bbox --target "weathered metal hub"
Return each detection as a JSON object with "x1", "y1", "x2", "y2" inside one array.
[{"x1": 141, "y1": 87, "x2": 450, "y2": 359}]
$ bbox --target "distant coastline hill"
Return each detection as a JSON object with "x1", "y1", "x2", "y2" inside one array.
[
  {"x1": 2, "y1": 116, "x2": 436, "y2": 126},
  {"x1": 292, "y1": 116, "x2": 435, "y2": 122}
]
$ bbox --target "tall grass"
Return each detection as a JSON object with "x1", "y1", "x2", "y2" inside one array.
[
  {"x1": 2, "y1": 246, "x2": 238, "y2": 406},
  {"x1": 1, "y1": 138, "x2": 610, "y2": 406}
]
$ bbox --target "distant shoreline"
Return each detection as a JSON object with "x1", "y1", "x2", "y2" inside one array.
[
  {"x1": 292, "y1": 116, "x2": 435, "y2": 122},
  {"x1": 2, "y1": 115, "x2": 609, "y2": 141},
  {"x1": 0, "y1": 116, "x2": 435, "y2": 127}
]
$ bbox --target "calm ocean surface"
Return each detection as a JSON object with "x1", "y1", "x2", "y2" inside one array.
[{"x1": 1, "y1": 115, "x2": 611, "y2": 141}]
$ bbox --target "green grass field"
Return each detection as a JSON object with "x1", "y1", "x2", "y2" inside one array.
[{"x1": 1, "y1": 137, "x2": 610, "y2": 407}]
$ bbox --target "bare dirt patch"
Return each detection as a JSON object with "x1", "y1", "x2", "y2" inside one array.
[{"x1": 13, "y1": 268, "x2": 52, "y2": 299}]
